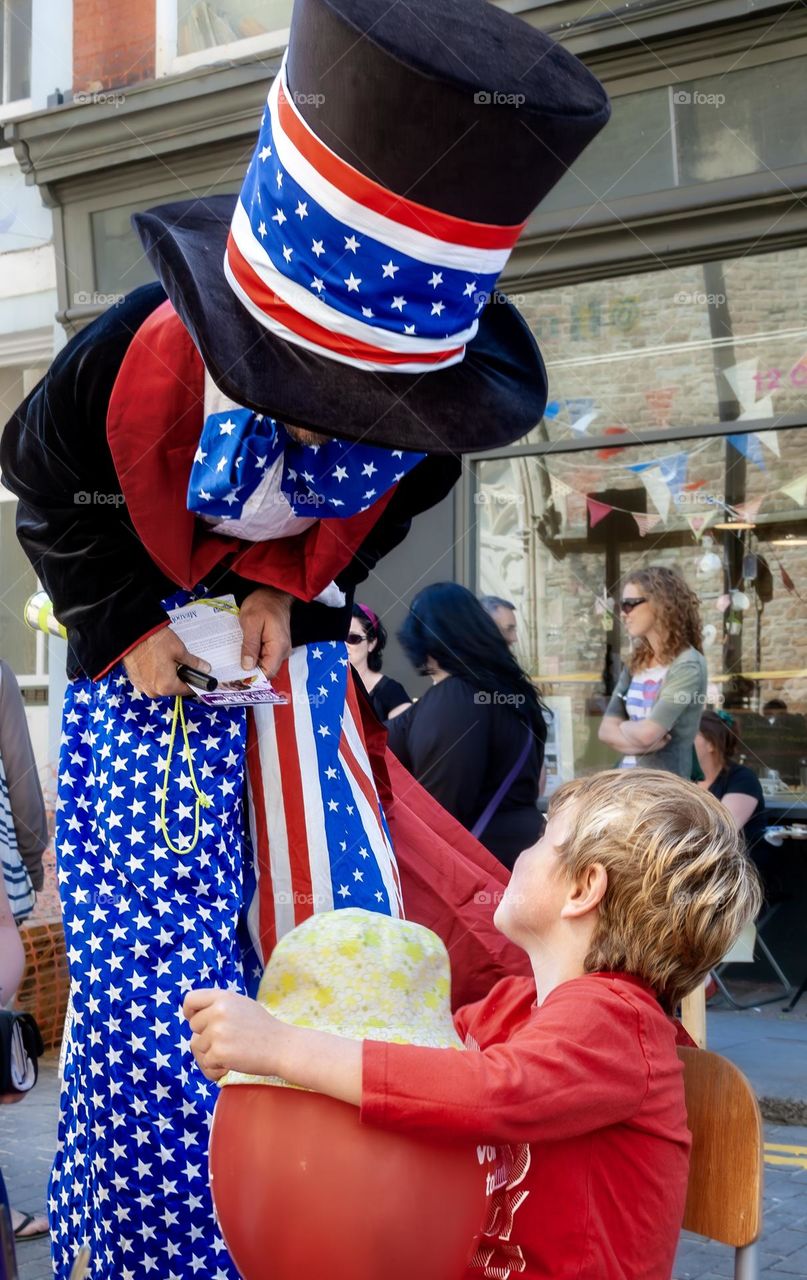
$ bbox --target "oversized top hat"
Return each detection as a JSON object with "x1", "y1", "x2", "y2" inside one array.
[{"x1": 134, "y1": 0, "x2": 610, "y2": 453}]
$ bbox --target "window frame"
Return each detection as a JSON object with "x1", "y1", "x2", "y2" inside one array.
[
  {"x1": 154, "y1": 0, "x2": 291, "y2": 78},
  {"x1": 0, "y1": 0, "x2": 33, "y2": 117}
]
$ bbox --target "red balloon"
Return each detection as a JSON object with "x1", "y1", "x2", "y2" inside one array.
[{"x1": 210, "y1": 1084, "x2": 489, "y2": 1280}]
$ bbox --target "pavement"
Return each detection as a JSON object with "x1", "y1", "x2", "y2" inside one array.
[{"x1": 2, "y1": 993, "x2": 806, "y2": 1280}]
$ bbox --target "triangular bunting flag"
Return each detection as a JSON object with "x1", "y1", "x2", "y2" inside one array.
[
  {"x1": 780, "y1": 473, "x2": 807, "y2": 507},
  {"x1": 728, "y1": 433, "x2": 766, "y2": 471},
  {"x1": 755, "y1": 428, "x2": 780, "y2": 458},
  {"x1": 633, "y1": 512, "x2": 662, "y2": 537},
  {"x1": 642, "y1": 466, "x2": 672, "y2": 521},
  {"x1": 734, "y1": 496, "x2": 763, "y2": 523},
  {"x1": 550, "y1": 475, "x2": 572, "y2": 501},
  {"x1": 686, "y1": 509, "x2": 719, "y2": 540},
  {"x1": 587, "y1": 497, "x2": 612, "y2": 529},
  {"x1": 722, "y1": 358, "x2": 760, "y2": 413}
]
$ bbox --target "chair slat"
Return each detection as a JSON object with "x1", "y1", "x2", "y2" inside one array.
[{"x1": 678, "y1": 1047, "x2": 763, "y2": 1248}]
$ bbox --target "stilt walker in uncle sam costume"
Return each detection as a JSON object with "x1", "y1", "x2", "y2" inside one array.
[{"x1": 1, "y1": 0, "x2": 608, "y2": 1274}]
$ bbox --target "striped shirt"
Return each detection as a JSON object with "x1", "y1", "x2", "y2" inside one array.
[{"x1": 621, "y1": 664, "x2": 669, "y2": 768}]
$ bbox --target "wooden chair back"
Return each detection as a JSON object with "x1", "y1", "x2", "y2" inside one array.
[{"x1": 677, "y1": 1046, "x2": 763, "y2": 1247}]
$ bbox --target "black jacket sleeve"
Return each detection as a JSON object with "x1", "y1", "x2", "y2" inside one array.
[
  {"x1": 0, "y1": 284, "x2": 177, "y2": 681},
  {"x1": 0, "y1": 660, "x2": 48, "y2": 889},
  {"x1": 1, "y1": 282, "x2": 462, "y2": 679}
]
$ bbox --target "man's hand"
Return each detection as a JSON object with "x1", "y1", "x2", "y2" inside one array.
[
  {"x1": 239, "y1": 587, "x2": 293, "y2": 677},
  {"x1": 123, "y1": 626, "x2": 211, "y2": 698},
  {"x1": 183, "y1": 988, "x2": 281, "y2": 1081}
]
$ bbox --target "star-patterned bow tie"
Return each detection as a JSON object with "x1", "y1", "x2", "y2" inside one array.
[{"x1": 187, "y1": 409, "x2": 425, "y2": 522}]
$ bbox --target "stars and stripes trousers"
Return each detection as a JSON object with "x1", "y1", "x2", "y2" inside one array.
[{"x1": 49, "y1": 644, "x2": 401, "y2": 1278}]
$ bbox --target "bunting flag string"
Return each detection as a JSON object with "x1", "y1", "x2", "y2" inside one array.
[{"x1": 634, "y1": 512, "x2": 663, "y2": 537}]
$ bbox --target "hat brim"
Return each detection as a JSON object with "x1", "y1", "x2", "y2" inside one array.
[{"x1": 133, "y1": 195, "x2": 547, "y2": 455}]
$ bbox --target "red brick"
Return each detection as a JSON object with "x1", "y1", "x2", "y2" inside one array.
[{"x1": 73, "y1": 0, "x2": 156, "y2": 92}]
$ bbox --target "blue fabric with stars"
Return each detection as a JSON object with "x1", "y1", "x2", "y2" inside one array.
[
  {"x1": 187, "y1": 409, "x2": 424, "y2": 523},
  {"x1": 49, "y1": 639, "x2": 400, "y2": 1277},
  {"x1": 240, "y1": 96, "x2": 498, "y2": 343},
  {"x1": 50, "y1": 667, "x2": 247, "y2": 1279}
]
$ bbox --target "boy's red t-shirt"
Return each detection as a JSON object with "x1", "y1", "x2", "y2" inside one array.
[{"x1": 361, "y1": 972, "x2": 690, "y2": 1280}]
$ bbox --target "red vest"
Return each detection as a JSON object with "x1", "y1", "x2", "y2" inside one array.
[{"x1": 106, "y1": 301, "x2": 396, "y2": 600}]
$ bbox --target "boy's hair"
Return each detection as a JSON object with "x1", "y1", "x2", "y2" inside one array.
[{"x1": 547, "y1": 769, "x2": 762, "y2": 1011}]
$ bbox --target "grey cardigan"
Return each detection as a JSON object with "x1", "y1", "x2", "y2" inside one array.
[
  {"x1": 0, "y1": 659, "x2": 48, "y2": 889},
  {"x1": 605, "y1": 647, "x2": 708, "y2": 779}
]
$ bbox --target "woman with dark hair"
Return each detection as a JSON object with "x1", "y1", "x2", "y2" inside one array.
[
  {"x1": 388, "y1": 583, "x2": 546, "y2": 869},
  {"x1": 348, "y1": 604, "x2": 412, "y2": 721},
  {"x1": 695, "y1": 708, "x2": 775, "y2": 894},
  {"x1": 599, "y1": 566, "x2": 707, "y2": 778}
]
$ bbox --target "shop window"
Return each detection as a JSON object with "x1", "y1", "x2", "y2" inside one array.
[
  {"x1": 91, "y1": 179, "x2": 240, "y2": 297},
  {"x1": 476, "y1": 244, "x2": 807, "y2": 793},
  {"x1": 541, "y1": 56, "x2": 807, "y2": 215},
  {"x1": 157, "y1": 0, "x2": 293, "y2": 74},
  {"x1": 0, "y1": 0, "x2": 32, "y2": 107}
]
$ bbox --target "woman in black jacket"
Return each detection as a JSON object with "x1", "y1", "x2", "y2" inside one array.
[{"x1": 388, "y1": 583, "x2": 547, "y2": 870}]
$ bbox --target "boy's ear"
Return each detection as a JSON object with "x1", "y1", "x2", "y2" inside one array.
[{"x1": 560, "y1": 863, "x2": 608, "y2": 920}]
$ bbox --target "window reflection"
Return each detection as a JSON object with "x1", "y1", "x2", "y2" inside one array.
[{"x1": 476, "y1": 424, "x2": 807, "y2": 792}]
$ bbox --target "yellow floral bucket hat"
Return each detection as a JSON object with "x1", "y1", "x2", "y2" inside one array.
[{"x1": 221, "y1": 908, "x2": 462, "y2": 1087}]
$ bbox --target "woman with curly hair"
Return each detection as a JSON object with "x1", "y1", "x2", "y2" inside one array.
[{"x1": 599, "y1": 566, "x2": 706, "y2": 778}]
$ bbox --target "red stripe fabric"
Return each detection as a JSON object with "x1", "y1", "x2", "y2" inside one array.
[
  {"x1": 226, "y1": 232, "x2": 465, "y2": 366},
  {"x1": 277, "y1": 80, "x2": 525, "y2": 252},
  {"x1": 245, "y1": 710, "x2": 275, "y2": 962},
  {"x1": 271, "y1": 660, "x2": 315, "y2": 930}
]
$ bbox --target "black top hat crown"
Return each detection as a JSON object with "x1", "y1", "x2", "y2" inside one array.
[{"x1": 134, "y1": 0, "x2": 610, "y2": 453}]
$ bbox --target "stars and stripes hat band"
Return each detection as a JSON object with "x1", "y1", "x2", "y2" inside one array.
[{"x1": 224, "y1": 56, "x2": 526, "y2": 375}]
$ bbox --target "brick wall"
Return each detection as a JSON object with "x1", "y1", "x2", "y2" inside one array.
[{"x1": 73, "y1": 0, "x2": 156, "y2": 92}]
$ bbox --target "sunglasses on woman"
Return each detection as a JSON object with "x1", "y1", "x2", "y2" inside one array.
[
  {"x1": 346, "y1": 632, "x2": 367, "y2": 645},
  {"x1": 620, "y1": 597, "x2": 648, "y2": 614}
]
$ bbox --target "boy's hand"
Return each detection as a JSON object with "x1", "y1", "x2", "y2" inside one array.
[{"x1": 183, "y1": 988, "x2": 281, "y2": 1081}]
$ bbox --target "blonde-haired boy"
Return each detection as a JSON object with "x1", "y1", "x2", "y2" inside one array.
[{"x1": 185, "y1": 769, "x2": 761, "y2": 1279}]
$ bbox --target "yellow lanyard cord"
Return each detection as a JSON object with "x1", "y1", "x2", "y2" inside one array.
[{"x1": 159, "y1": 695, "x2": 214, "y2": 854}]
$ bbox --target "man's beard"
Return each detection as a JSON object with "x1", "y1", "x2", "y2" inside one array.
[{"x1": 285, "y1": 423, "x2": 329, "y2": 446}]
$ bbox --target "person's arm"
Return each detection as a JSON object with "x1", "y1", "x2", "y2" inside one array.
[
  {"x1": 0, "y1": 876, "x2": 25, "y2": 1009},
  {"x1": 183, "y1": 979, "x2": 649, "y2": 1145},
  {"x1": 0, "y1": 664, "x2": 48, "y2": 890},
  {"x1": 600, "y1": 718, "x2": 670, "y2": 752},
  {"x1": 721, "y1": 792, "x2": 759, "y2": 827},
  {"x1": 0, "y1": 285, "x2": 177, "y2": 681}
]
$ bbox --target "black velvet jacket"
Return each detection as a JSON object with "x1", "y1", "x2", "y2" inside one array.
[{"x1": 0, "y1": 284, "x2": 461, "y2": 681}]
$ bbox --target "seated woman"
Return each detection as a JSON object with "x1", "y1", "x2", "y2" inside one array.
[
  {"x1": 347, "y1": 604, "x2": 411, "y2": 722},
  {"x1": 388, "y1": 583, "x2": 546, "y2": 871},
  {"x1": 695, "y1": 709, "x2": 777, "y2": 899}
]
